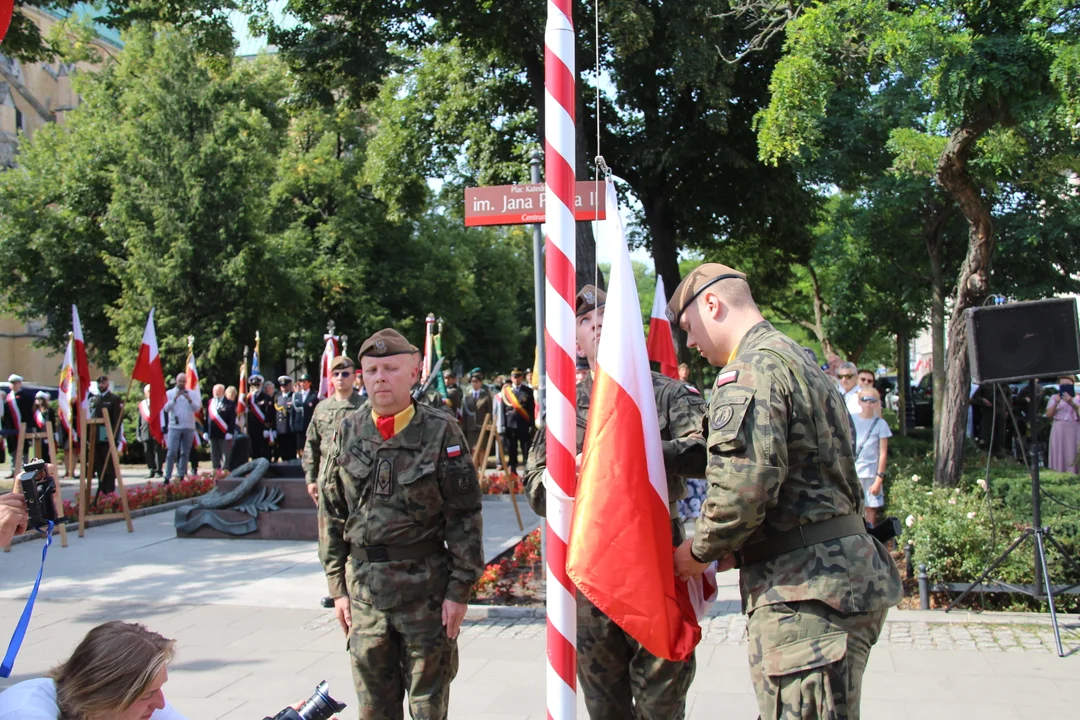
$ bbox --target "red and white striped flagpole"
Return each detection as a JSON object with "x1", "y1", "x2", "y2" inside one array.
[{"x1": 544, "y1": 0, "x2": 577, "y2": 717}]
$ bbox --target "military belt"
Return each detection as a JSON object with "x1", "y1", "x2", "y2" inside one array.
[
  {"x1": 738, "y1": 515, "x2": 866, "y2": 566},
  {"x1": 350, "y1": 539, "x2": 443, "y2": 563}
]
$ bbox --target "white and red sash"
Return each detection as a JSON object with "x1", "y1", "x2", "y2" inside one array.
[
  {"x1": 139, "y1": 399, "x2": 151, "y2": 424},
  {"x1": 33, "y1": 409, "x2": 45, "y2": 429},
  {"x1": 250, "y1": 394, "x2": 266, "y2": 425},
  {"x1": 209, "y1": 399, "x2": 229, "y2": 433},
  {"x1": 5, "y1": 392, "x2": 21, "y2": 427}
]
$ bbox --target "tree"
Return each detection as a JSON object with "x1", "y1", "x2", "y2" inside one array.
[
  {"x1": 251, "y1": 0, "x2": 818, "y2": 307},
  {"x1": 755, "y1": 0, "x2": 1080, "y2": 485}
]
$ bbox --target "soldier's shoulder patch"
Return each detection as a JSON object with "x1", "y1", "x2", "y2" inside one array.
[
  {"x1": 710, "y1": 395, "x2": 749, "y2": 432},
  {"x1": 446, "y1": 444, "x2": 462, "y2": 458},
  {"x1": 715, "y1": 370, "x2": 738, "y2": 388},
  {"x1": 684, "y1": 383, "x2": 700, "y2": 395}
]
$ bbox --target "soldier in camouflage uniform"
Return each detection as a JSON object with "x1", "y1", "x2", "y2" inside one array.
[
  {"x1": 668, "y1": 263, "x2": 902, "y2": 720},
  {"x1": 319, "y1": 328, "x2": 484, "y2": 720},
  {"x1": 303, "y1": 355, "x2": 366, "y2": 505},
  {"x1": 525, "y1": 285, "x2": 707, "y2": 720}
]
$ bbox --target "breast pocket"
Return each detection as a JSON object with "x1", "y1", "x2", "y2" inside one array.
[{"x1": 397, "y1": 460, "x2": 442, "y2": 520}]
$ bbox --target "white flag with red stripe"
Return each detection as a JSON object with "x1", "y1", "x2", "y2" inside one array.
[
  {"x1": 185, "y1": 348, "x2": 204, "y2": 447},
  {"x1": 131, "y1": 309, "x2": 167, "y2": 445},
  {"x1": 318, "y1": 335, "x2": 339, "y2": 400},
  {"x1": 566, "y1": 182, "x2": 701, "y2": 662},
  {"x1": 72, "y1": 305, "x2": 91, "y2": 414},
  {"x1": 646, "y1": 275, "x2": 679, "y2": 380},
  {"x1": 58, "y1": 337, "x2": 75, "y2": 438}
]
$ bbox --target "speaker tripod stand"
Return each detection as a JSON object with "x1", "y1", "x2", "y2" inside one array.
[{"x1": 947, "y1": 378, "x2": 1080, "y2": 657}]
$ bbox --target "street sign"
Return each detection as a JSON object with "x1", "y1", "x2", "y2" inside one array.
[{"x1": 464, "y1": 182, "x2": 607, "y2": 227}]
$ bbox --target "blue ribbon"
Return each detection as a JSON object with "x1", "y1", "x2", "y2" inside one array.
[{"x1": 0, "y1": 520, "x2": 54, "y2": 678}]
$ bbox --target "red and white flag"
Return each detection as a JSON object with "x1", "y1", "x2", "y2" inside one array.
[
  {"x1": 566, "y1": 182, "x2": 701, "y2": 662},
  {"x1": 185, "y1": 346, "x2": 204, "y2": 447},
  {"x1": 131, "y1": 309, "x2": 167, "y2": 445},
  {"x1": 646, "y1": 275, "x2": 679, "y2": 380},
  {"x1": 318, "y1": 334, "x2": 339, "y2": 400},
  {"x1": 58, "y1": 336, "x2": 75, "y2": 438},
  {"x1": 72, "y1": 305, "x2": 91, "y2": 415},
  {"x1": 237, "y1": 358, "x2": 248, "y2": 420},
  {"x1": 116, "y1": 423, "x2": 128, "y2": 455}
]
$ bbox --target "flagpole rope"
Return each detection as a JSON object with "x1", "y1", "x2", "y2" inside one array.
[{"x1": 544, "y1": 0, "x2": 578, "y2": 716}]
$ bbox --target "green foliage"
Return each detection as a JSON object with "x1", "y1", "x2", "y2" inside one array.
[
  {"x1": 0, "y1": 24, "x2": 538, "y2": 381},
  {"x1": 885, "y1": 433, "x2": 1080, "y2": 611}
]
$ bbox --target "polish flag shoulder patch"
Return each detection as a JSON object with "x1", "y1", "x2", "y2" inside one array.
[
  {"x1": 684, "y1": 384, "x2": 700, "y2": 395},
  {"x1": 446, "y1": 445, "x2": 462, "y2": 458},
  {"x1": 715, "y1": 370, "x2": 738, "y2": 388}
]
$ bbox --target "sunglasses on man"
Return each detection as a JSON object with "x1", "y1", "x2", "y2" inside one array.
[
  {"x1": 859, "y1": 396, "x2": 879, "y2": 404},
  {"x1": 332, "y1": 370, "x2": 353, "y2": 378},
  {"x1": 838, "y1": 373, "x2": 855, "y2": 380}
]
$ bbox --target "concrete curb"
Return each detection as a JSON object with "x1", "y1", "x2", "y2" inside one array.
[{"x1": 8, "y1": 497, "x2": 199, "y2": 546}]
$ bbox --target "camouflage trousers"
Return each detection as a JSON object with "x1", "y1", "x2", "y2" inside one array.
[
  {"x1": 348, "y1": 594, "x2": 458, "y2": 720},
  {"x1": 747, "y1": 599, "x2": 888, "y2": 720},
  {"x1": 577, "y1": 593, "x2": 696, "y2": 720}
]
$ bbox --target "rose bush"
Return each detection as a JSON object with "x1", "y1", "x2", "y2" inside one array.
[{"x1": 64, "y1": 472, "x2": 220, "y2": 517}]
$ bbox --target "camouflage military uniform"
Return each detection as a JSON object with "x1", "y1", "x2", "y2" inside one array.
[
  {"x1": 525, "y1": 372, "x2": 707, "y2": 720},
  {"x1": 302, "y1": 394, "x2": 367, "y2": 487},
  {"x1": 693, "y1": 321, "x2": 902, "y2": 719},
  {"x1": 319, "y1": 402, "x2": 484, "y2": 720}
]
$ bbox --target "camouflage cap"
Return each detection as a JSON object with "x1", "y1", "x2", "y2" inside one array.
[
  {"x1": 357, "y1": 328, "x2": 419, "y2": 359},
  {"x1": 665, "y1": 263, "x2": 747, "y2": 324},
  {"x1": 576, "y1": 284, "x2": 606, "y2": 317},
  {"x1": 329, "y1": 355, "x2": 354, "y2": 372}
]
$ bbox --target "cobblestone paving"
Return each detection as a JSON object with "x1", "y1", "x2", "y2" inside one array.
[{"x1": 458, "y1": 615, "x2": 1080, "y2": 653}]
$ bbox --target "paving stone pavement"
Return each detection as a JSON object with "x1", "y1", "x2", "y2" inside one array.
[{"x1": 2, "y1": 511, "x2": 1079, "y2": 719}]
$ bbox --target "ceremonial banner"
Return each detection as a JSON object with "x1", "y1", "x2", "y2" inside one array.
[
  {"x1": 237, "y1": 359, "x2": 248, "y2": 419},
  {"x1": 185, "y1": 343, "x2": 204, "y2": 447},
  {"x1": 318, "y1": 334, "x2": 339, "y2": 400},
  {"x1": 0, "y1": 0, "x2": 13, "y2": 45},
  {"x1": 566, "y1": 182, "x2": 700, "y2": 662},
  {"x1": 58, "y1": 338, "x2": 75, "y2": 439},
  {"x1": 131, "y1": 309, "x2": 167, "y2": 444},
  {"x1": 646, "y1": 275, "x2": 679, "y2": 380},
  {"x1": 72, "y1": 305, "x2": 91, "y2": 413}
]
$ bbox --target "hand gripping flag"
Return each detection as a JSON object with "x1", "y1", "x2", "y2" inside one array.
[
  {"x1": 131, "y1": 309, "x2": 167, "y2": 444},
  {"x1": 72, "y1": 305, "x2": 91, "y2": 415},
  {"x1": 566, "y1": 181, "x2": 701, "y2": 662},
  {"x1": 646, "y1": 275, "x2": 679, "y2": 380}
]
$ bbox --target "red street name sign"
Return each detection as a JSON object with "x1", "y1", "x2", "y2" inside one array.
[{"x1": 464, "y1": 182, "x2": 607, "y2": 227}]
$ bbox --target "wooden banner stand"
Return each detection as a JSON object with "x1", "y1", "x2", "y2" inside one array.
[
  {"x1": 79, "y1": 407, "x2": 133, "y2": 537},
  {"x1": 4, "y1": 421, "x2": 68, "y2": 551},
  {"x1": 472, "y1": 415, "x2": 524, "y2": 531}
]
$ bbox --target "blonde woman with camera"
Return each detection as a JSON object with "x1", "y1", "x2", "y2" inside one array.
[{"x1": 0, "y1": 621, "x2": 186, "y2": 720}]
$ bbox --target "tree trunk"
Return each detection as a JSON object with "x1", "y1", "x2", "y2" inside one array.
[
  {"x1": 933, "y1": 113, "x2": 997, "y2": 487},
  {"x1": 924, "y1": 204, "x2": 951, "y2": 438},
  {"x1": 897, "y1": 331, "x2": 909, "y2": 436}
]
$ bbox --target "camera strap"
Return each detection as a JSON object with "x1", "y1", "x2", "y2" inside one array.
[{"x1": 0, "y1": 520, "x2": 54, "y2": 678}]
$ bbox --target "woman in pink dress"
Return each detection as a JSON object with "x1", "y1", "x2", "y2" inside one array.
[{"x1": 1045, "y1": 375, "x2": 1080, "y2": 474}]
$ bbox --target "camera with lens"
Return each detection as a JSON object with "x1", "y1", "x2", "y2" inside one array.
[
  {"x1": 264, "y1": 681, "x2": 346, "y2": 720},
  {"x1": 19, "y1": 459, "x2": 65, "y2": 530}
]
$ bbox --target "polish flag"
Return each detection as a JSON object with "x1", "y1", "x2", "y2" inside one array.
[
  {"x1": 185, "y1": 348, "x2": 203, "y2": 446},
  {"x1": 131, "y1": 309, "x2": 167, "y2": 444},
  {"x1": 237, "y1": 359, "x2": 248, "y2": 420},
  {"x1": 646, "y1": 275, "x2": 679, "y2": 380},
  {"x1": 72, "y1": 305, "x2": 91, "y2": 414},
  {"x1": 566, "y1": 182, "x2": 701, "y2": 662},
  {"x1": 318, "y1": 334, "x2": 339, "y2": 400},
  {"x1": 57, "y1": 337, "x2": 75, "y2": 438}
]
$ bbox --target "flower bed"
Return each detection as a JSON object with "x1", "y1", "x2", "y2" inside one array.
[
  {"x1": 885, "y1": 433, "x2": 1080, "y2": 612},
  {"x1": 480, "y1": 471, "x2": 524, "y2": 495},
  {"x1": 471, "y1": 528, "x2": 542, "y2": 603},
  {"x1": 64, "y1": 473, "x2": 220, "y2": 517}
]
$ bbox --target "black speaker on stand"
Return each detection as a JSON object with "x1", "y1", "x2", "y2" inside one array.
[{"x1": 948, "y1": 297, "x2": 1080, "y2": 656}]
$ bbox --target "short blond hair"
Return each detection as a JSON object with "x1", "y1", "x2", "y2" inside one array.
[{"x1": 50, "y1": 621, "x2": 175, "y2": 719}]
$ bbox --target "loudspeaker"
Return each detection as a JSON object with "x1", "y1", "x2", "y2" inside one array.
[{"x1": 967, "y1": 298, "x2": 1080, "y2": 383}]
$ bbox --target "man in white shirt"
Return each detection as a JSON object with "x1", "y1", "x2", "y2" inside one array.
[
  {"x1": 162, "y1": 373, "x2": 199, "y2": 483},
  {"x1": 837, "y1": 361, "x2": 861, "y2": 416}
]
